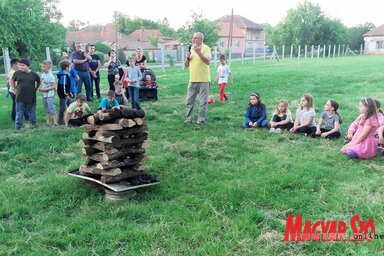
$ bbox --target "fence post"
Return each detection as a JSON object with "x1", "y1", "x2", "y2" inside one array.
[
  {"x1": 161, "y1": 47, "x2": 165, "y2": 72},
  {"x1": 342, "y1": 45, "x2": 345, "y2": 56},
  {"x1": 311, "y1": 45, "x2": 314, "y2": 58},
  {"x1": 290, "y1": 45, "x2": 293, "y2": 59},
  {"x1": 3, "y1": 48, "x2": 11, "y2": 76},
  {"x1": 214, "y1": 47, "x2": 218, "y2": 66},
  {"x1": 360, "y1": 44, "x2": 363, "y2": 55},
  {"x1": 241, "y1": 49, "x2": 244, "y2": 65},
  {"x1": 333, "y1": 45, "x2": 336, "y2": 57},
  {"x1": 181, "y1": 46, "x2": 185, "y2": 70},
  {"x1": 263, "y1": 45, "x2": 266, "y2": 62},
  {"x1": 46, "y1": 47, "x2": 51, "y2": 61},
  {"x1": 328, "y1": 45, "x2": 331, "y2": 57},
  {"x1": 317, "y1": 45, "x2": 320, "y2": 58},
  {"x1": 323, "y1": 45, "x2": 326, "y2": 58},
  {"x1": 282, "y1": 45, "x2": 285, "y2": 61},
  {"x1": 338, "y1": 45, "x2": 341, "y2": 57},
  {"x1": 297, "y1": 45, "x2": 300, "y2": 59},
  {"x1": 304, "y1": 45, "x2": 307, "y2": 59},
  {"x1": 253, "y1": 47, "x2": 256, "y2": 64}
]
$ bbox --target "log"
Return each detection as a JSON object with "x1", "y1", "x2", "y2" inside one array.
[
  {"x1": 84, "y1": 158, "x2": 98, "y2": 166},
  {"x1": 133, "y1": 118, "x2": 143, "y2": 126},
  {"x1": 96, "y1": 158, "x2": 141, "y2": 170},
  {"x1": 80, "y1": 123, "x2": 123, "y2": 131},
  {"x1": 97, "y1": 108, "x2": 145, "y2": 123},
  {"x1": 95, "y1": 126, "x2": 147, "y2": 137},
  {"x1": 83, "y1": 133, "x2": 121, "y2": 145},
  {"x1": 79, "y1": 139, "x2": 96, "y2": 147},
  {"x1": 82, "y1": 146, "x2": 118, "y2": 156},
  {"x1": 91, "y1": 142, "x2": 117, "y2": 152},
  {"x1": 79, "y1": 164, "x2": 122, "y2": 176},
  {"x1": 87, "y1": 148, "x2": 146, "y2": 162},
  {"x1": 101, "y1": 169, "x2": 143, "y2": 184},
  {"x1": 87, "y1": 112, "x2": 101, "y2": 124}
]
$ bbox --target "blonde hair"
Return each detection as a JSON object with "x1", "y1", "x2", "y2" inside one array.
[
  {"x1": 42, "y1": 60, "x2": 52, "y2": 67},
  {"x1": 276, "y1": 100, "x2": 289, "y2": 114}
]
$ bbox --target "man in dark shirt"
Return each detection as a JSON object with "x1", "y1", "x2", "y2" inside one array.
[
  {"x1": 10, "y1": 59, "x2": 41, "y2": 130},
  {"x1": 88, "y1": 44, "x2": 101, "y2": 99},
  {"x1": 71, "y1": 42, "x2": 92, "y2": 101}
]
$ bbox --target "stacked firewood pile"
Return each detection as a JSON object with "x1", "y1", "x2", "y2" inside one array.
[{"x1": 78, "y1": 108, "x2": 157, "y2": 185}]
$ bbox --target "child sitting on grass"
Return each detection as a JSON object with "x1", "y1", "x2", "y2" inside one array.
[
  {"x1": 314, "y1": 99, "x2": 342, "y2": 139},
  {"x1": 290, "y1": 94, "x2": 316, "y2": 136},
  {"x1": 242, "y1": 92, "x2": 268, "y2": 128},
  {"x1": 65, "y1": 93, "x2": 93, "y2": 127},
  {"x1": 269, "y1": 100, "x2": 293, "y2": 132},
  {"x1": 341, "y1": 97, "x2": 378, "y2": 159}
]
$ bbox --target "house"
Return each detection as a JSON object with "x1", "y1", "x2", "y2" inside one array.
[
  {"x1": 216, "y1": 15, "x2": 265, "y2": 56},
  {"x1": 364, "y1": 24, "x2": 384, "y2": 54}
]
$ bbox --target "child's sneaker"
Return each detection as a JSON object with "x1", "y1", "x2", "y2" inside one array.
[
  {"x1": 269, "y1": 128, "x2": 276, "y2": 132},
  {"x1": 275, "y1": 128, "x2": 282, "y2": 133}
]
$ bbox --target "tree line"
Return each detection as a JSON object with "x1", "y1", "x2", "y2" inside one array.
[{"x1": 0, "y1": 0, "x2": 376, "y2": 64}]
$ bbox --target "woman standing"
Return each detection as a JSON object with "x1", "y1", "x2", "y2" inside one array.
[
  {"x1": 104, "y1": 49, "x2": 123, "y2": 91},
  {"x1": 135, "y1": 47, "x2": 147, "y2": 71}
]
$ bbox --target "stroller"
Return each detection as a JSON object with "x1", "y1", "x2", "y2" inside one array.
[
  {"x1": 139, "y1": 68, "x2": 158, "y2": 101},
  {"x1": 124, "y1": 68, "x2": 158, "y2": 101}
]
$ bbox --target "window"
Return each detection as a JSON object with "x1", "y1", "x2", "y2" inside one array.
[
  {"x1": 235, "y1": 41, "x2": 241, "y2": 48},
  {"x1": 219, "y1": 41, "x2": 224, "y2": 48},
  {"x1": 377, "y1": 41, "x2": 384, "y2": 49}
]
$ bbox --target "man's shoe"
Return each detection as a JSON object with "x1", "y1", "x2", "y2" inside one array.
[{"x1": 197, "y1": 121, "x2": 205, "y2": 125}]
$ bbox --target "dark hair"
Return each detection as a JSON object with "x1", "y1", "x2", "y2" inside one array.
[
  {"x1": 107, "y1": 90, "x2": 116, "y2": 97},
  {"x1": 249, "y1": 92, "x2": 263, "y2": 115},
  {"x1": 10, "y1": 58, "x2": 19, "y2": 66},
  {"x1": 19, "y1": 58, "x2": 31, "y2": 67},
  {"x1": 374, "y1": 99, "x2": 383, "y2": 114},
  {"x1": 329, "y1": 99, "x2": 343, "y2": 124},
  {"x1": 361, "y1": 97, "x2": 377, "y2": 121},
  {"x1": 220, "y1": 54, "x2": 226, "y2": 60},
  {"x1": 60, "y1": 61, "x2": 70, "y2": 71},
  {"x1": 108, "y1": 49, "x2": 115, "y2": 56}
]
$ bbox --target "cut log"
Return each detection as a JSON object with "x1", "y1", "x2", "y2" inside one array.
[
  {"x1": 95, "y1": 126, "x2": 147, "y2": 137},
  {"x1": 79, "y1": 164, "x2": 122, "y2": 176},
  {"x1": 87, "y1": 112, "x2": 101, "y2": 124},
  {"x1": 101, "y1": 169, "x2": 143, "y2": 184},
  {"x1": 97, "y1": 108, "x2": 145, "y2": 123},
  {"x1": 91, "y1": 142, "x2": 117, "y2": 152},
  {"x1": 81, "y1": 123, "x2": 123, "y2": 131},
  {"x1": 83, "y1": 133, "x2": 121, "y2": 145},
  {"x1": 133, "y1": 118, "x2": 143, "y2": 126},
  {"x1": 79, "y1": 139, "x2": 96, "y2": 147},
  {"x1": 96, "y1": 158, "x2": 141, "y2": 170},
  {"x1": 87, "y1": 148, "x2": 146, "y2": 162},
  {"x1": 82, "y1": 147, "x2": 100, "y2": 156},
  {"x1": 84, "y1": 158, "x2": 98, "y2": 166}
]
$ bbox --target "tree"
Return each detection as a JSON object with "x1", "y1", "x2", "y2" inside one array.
[
  {"x1": 266, "y1": 1, "x2": 348, "y2": 47},
  {"x1": 177, "y1": 11, "x2": 220, "y2": 48},
  {"x1": 67, "y1": 20, "x2": 89, "y2": 31},
  {"x1": 115, "y1": 13, "x2": 176, "y2": 37},
  {"x1": 0, "y1": 0, "x2": 66, "y2": 60},
  {"x1": 348, "y1": 23, "x2": 375, "y2": 50}
]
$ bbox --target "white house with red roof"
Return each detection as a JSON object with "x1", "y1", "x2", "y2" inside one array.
[{"x1": 364, "y1": 24, "x2": 384, "y2": 54}]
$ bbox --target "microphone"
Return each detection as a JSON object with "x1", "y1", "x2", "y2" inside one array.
[{"x1": 188, "y1": 45, "x2": 192, "y2": 53}]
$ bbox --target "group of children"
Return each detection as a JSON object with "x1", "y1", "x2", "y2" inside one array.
[
  {"x1": 8, "y1": 56, "x2": 143, "y2": 129},
  {"x1": 242, "y1": 92, "x2": 384, "y2": 160}
]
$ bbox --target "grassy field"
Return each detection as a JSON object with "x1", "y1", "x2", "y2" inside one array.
[{"x1": 0, "y1": 56, "x2": 384, "y2": 255}]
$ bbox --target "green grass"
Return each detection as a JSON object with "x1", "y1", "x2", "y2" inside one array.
[{"x1": 1, "y1": 56, "x2": 384, "y2": 255}]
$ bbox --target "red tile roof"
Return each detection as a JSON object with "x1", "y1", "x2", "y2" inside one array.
[{"x1": 364, "y1": 24, "x2": 384, "y2": 37}]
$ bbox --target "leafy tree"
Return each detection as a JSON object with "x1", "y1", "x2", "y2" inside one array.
[
  {"x1": 266, "y1": 1, "x2": 348, "y2": 47},
  {"x1": 177, "y1": 11, "x2": 220, "y2": 48},
  {"x1": 67, "y1": 20, "x2": 89, "y2": 31},
  {"x1": 348, "y1": 23, "x2": 375, "y2": 50},
  {"x1": 115, "y1": 12, "x2": 176, "y2": 37},
  {"x1": 148, "y1": 36, "x2": 159, "y2": 47},
  {"x1": 0, "y1": 0, "x2": 66, "y2": 60},
  {"x1": 91, "y1": 41, "x2": 111, "y2": 54}
]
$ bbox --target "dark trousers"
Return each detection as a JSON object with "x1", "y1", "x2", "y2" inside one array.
[
  {"x1": 90, "y1": 72, "x2": 100, "y2": 99},
  {"x1": 314, "y1": 128, "x2": 341, "y2": 139},
  {"x1": 68, "y1": 114, "x2": 92, "y2": 126},
  {"x1": 128, "y1": 86, "x2": 141, "y2": 110},
  {"x1": 271, "y1": 114, "x2": 293, "y2": 130},
  {"x1": 58, "y1": 98, "x2": 68, "y2": 125},
  {"x1": 10, "y1": 92, "x2": 29, "y2": 121},
  {"x1": 297, "y1": 126, "x2": 316, "y2": 136},
  {"x1": 108, "y1": 74, "x2": 116, "y2": 91}
]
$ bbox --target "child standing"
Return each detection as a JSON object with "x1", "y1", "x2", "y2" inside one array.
[
  {"x1": 38, "y1": 60, "x2": 58, "y2": 126},
  {"x1": 315, "y1": 100, "x2": 342, "y2": 139},
  {"x1": 290, "y1": 94, "x2": 316, "y2": 136},
  {"x1": 8, "y1": 58, "x2": 20, "y2": 121},
  {"x1": 57, "y1": 61, "x2": 71, "y2": 125},
  {"x1": 98, "y1": 90, "x2": 120, "y2": 110},
  {"x1": 213, "y1": 55, "x2": 233, "y2": 102},
  {"x1": 11, "y1": 59, "x2": 41, "y2": 130},
  {"x1": 61, "y1": 55, "x2": 79, "y2": 101},
  {"x1": 270, "y1": 100, "x2": 293, "y2": 132},
  {"x1": 242, "y1": 92, "x2": 268, "y2": 128},
  {"x1": 124, "y1": 56, "x2": 142, "y2": 110},
  {"x1": 114, "y1": 81, "x2": 128, "y2": 109},
  {"x1": 341, "y1": 98, "x2": 378, "y2": 159}
]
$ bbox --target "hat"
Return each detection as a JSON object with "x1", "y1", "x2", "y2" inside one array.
[
  {"x1": 107, "y1": 90, "x2": 116, "y2": 97},
  {"x1": 19, "y1": 58, "x2": 31, "y2": 67}
]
